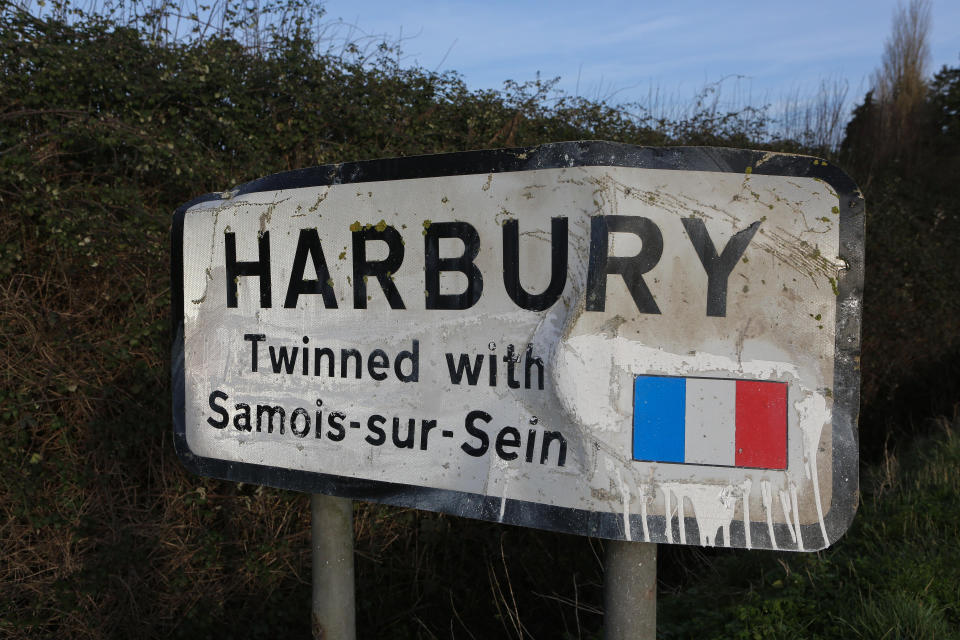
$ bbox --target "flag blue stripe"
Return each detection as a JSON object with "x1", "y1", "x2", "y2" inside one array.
[{"x1": 633, "y1": 376, "x2": 685, "y2": 463}]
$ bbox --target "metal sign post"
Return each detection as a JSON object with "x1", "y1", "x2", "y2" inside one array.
[
  {"x1": 311, "y1": 494, "x2": 356, "y2": 640},
  {"x1": 604, "y1": 541, "x2": 657, "y2": 640},
  {"x1": 172, "y1": 141, "x2": 863, "y2": 632}
]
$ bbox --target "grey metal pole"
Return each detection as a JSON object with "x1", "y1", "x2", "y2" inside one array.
[
  {"x1": 603, "y1": 541, "x2": 657, "y2": 640},
  {"x1": 311, "y1": 494, "x2": 356, "y2": 640}
]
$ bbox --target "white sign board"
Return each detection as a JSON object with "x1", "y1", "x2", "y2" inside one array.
[{"x1": 172, "y1": 142, "x2": 863, "y2": 550}]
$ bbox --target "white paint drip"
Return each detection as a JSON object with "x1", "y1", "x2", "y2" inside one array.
[
  {"x1": 779, "y1": 489, "x2": 797, "y2": 544},
  {"x1": 677, "y1": 493, "x2": 687, "y2": 544},
  {"x1": 615, "y1": 469, "x2": 632, "y2": 541},
  {"x1": 807, "y1": 459, "x2": 829, "y2": 546},
  {"x1": 664, "y1": 489, "x2": 673, "y2": 544},
  {"x1": 743, "y1": 478, "x2": 752, "y2": 549},
  {"x1": 492, "y1": 457, "x2": 513, "y2": 524},
  {"x1": 639, "y1": 489, "x2": 651, "y2": 542},
  {"x1": 798, "y1": 394, "x2": 831, "y2": 546},
  {"x1": 761, "y1": 480, "x2": 778, "y2": 550},
  {"x1": 717, "y1": 483, "x2": 739, "y2": 547},
  {"x1": 790, "y1": 483, "x2": 805, "y2": 551},
  {"x1": 662, "y1": 481, "x2": 750, "y2": 547}
]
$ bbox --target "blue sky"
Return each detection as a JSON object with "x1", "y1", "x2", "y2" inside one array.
[{"x1": 320, "y1": 1, "x2": 960, "y2": 113}]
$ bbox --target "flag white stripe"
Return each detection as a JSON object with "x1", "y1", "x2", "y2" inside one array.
[{"x1": 684, "y1": 378, "x2": 736, "y2": 465}]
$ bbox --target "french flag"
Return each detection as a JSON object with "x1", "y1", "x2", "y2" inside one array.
[{"x1": 632, "y1": 376, "x2": 787, "y2": 469}]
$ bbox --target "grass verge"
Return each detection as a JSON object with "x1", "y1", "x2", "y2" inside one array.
[{"x1": 659, "y1": 411, "x2": 960, "y2": 639}]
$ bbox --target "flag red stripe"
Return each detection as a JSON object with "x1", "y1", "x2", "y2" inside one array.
[{"x1": 735, "y1": 381, "x2": 786, "y2": 469}]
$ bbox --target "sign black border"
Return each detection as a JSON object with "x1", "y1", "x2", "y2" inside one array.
[{"x1": 171, "y1": 141, "x2": 863, "y2": 550}]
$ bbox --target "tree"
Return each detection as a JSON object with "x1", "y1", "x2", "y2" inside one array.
[
  {"x1": 929, "y1": 64, "x2": 960, "y2": 147},
  {"x1": 872, "y1": 0, "x2": 932, "y2": 169}
]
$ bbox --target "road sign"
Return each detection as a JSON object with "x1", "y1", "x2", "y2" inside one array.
[{"x1": 171, "y1": 142, "x2": 863, "y2": 550}]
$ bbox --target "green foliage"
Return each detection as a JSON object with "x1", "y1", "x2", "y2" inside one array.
[{"x1": 660, "y1": 416, "x2": 960, "y2": 640}]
